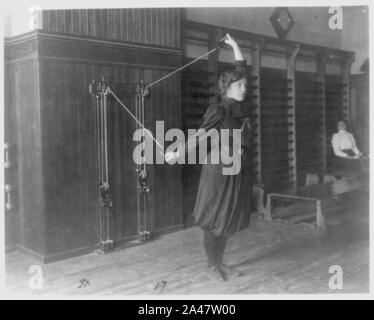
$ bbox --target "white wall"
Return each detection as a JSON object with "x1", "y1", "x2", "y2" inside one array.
[{"x1": 340, "y1": 6, "x2": 369, "y2": 73}]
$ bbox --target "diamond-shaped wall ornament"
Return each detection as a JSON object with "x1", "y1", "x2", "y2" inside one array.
[{"x1": 269, "y1": 7, "x2": 295, "y2": 39}]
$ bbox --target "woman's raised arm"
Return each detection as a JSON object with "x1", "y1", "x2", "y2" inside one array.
[{"x1": 224, "y1": 34, "x2": 244, "y2": 61}]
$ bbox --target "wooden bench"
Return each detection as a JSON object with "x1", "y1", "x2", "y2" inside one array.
[
  {"x1": 305, "y1": 158, "x2": 369, "y2": 186},
  {"x1": 305, "y1": 169, "x2": 361, "y2": 186},
  {"x1": 264, "y1": 176, "x2": 368, "y2": 231}
]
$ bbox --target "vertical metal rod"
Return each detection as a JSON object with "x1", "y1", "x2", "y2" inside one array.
[
  {"x1": 93, "y1": 93, "x2": 102, "y2": 243},
  {"x1": 103, "y1": 93, "x2": 110, "y2": 242},
  {"x1": 103, "y1": 93, "x2": 109, "y2": 185},
  {"x1": 97, "y1": 93, "x2": 103, "y2": 242},
  {"x1": 141, "y1": 93, "x2": 146, "y2": 177},
  {"x1": 101, "y1": 92, "x2": 105, "y2": 242},
  {"x1": 96, "y1": 95, "x2": 102, "y2": 191},
  {"x1": 94, "y1": 95, "x2": 99, "y2": 183},
  {"x1": 101, "y1": 92, "x2": 106, "y2": 243},
  {"x1": 100, "y1": 93, "x2": 105, "y2": 185},
  {"x1": 90, "y1": 80, "x2": 114, "y2": 252},
  {"x1": 135, "y1": 92, "x2": 141, "y2": 236},
  {"x1": 141, "y1": 91, "x2": 148, "y2": 233}
]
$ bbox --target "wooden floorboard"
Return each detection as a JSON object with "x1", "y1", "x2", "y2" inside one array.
[{"x1": 5, "y1": 194, "x2": 369, "y2": 295}]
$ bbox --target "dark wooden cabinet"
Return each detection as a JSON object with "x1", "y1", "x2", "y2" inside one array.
[{"x1": 5, "y1": 8, "x2": 183, "y2": 263}]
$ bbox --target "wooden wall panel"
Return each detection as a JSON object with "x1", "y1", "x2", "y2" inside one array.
[
  {"x1": 5, "y1": 28, "x2": 182, "y2": 262},
  {"x1": 41, "y1": 8, "x2": 181, "y2": 49},
  {"x1": 40, "y1": 61, "x2": 99, "y2": 258},
  {"x1": 39, "y1": 40, "x2": 182, "y2": 259},
  {"x1": 4, "y1": 64, "x2": 20, "y2": 252},
  {"x1": 14, "y1": 61, "x2": 44, "y2": 257}
]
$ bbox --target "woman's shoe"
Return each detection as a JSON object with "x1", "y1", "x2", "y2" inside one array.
[
  {"x1": 206, "y1": 265, "x2": 226, "y2": 282},
  {"x1": 219, "y1": 264, "x2": 242, "y2": 278}
]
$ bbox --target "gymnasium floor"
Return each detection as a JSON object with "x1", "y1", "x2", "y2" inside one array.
[{"x1": 5, "y1": 191, "x2": 369, "y2": 296}]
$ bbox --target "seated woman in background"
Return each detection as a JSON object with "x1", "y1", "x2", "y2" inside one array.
[{"x1": 331, "y1": 120, "x2": 365, "y2": 174}]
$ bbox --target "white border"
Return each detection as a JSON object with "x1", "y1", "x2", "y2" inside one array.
[{"x1": 0, "y1": 0, "x2": 372, "y2": 301}]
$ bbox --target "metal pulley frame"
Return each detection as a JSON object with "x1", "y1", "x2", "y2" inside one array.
[
  {"x1": 89, "y1": 79, "x2": 113, "y2": 253},
  {"x1": 135, "y1": 81, "x2": 151, "y2": 241},
  {"x1": 89, "y1": 79, "x2": 156, "y2": 248}
]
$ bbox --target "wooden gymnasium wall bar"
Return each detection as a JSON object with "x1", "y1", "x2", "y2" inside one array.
[{"x1": 182, "y1": 20, "x2": 354, "y2": 192}]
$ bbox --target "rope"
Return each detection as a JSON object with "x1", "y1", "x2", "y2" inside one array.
[
  {"x1": 145, "y1": 47, "x2": 219, "y2": 89},
  {"x1": 108, "y1": 87, "x2": 165, "y2": 152}
]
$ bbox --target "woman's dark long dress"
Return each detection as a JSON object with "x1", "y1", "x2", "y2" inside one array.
[{"x1": 186, "y1": 60, "x2": 253, "y2": 237}]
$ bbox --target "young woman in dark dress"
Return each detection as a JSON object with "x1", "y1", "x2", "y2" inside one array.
[{"x1": 166, "y1": 34, "x2": 252, "y2": 281}]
